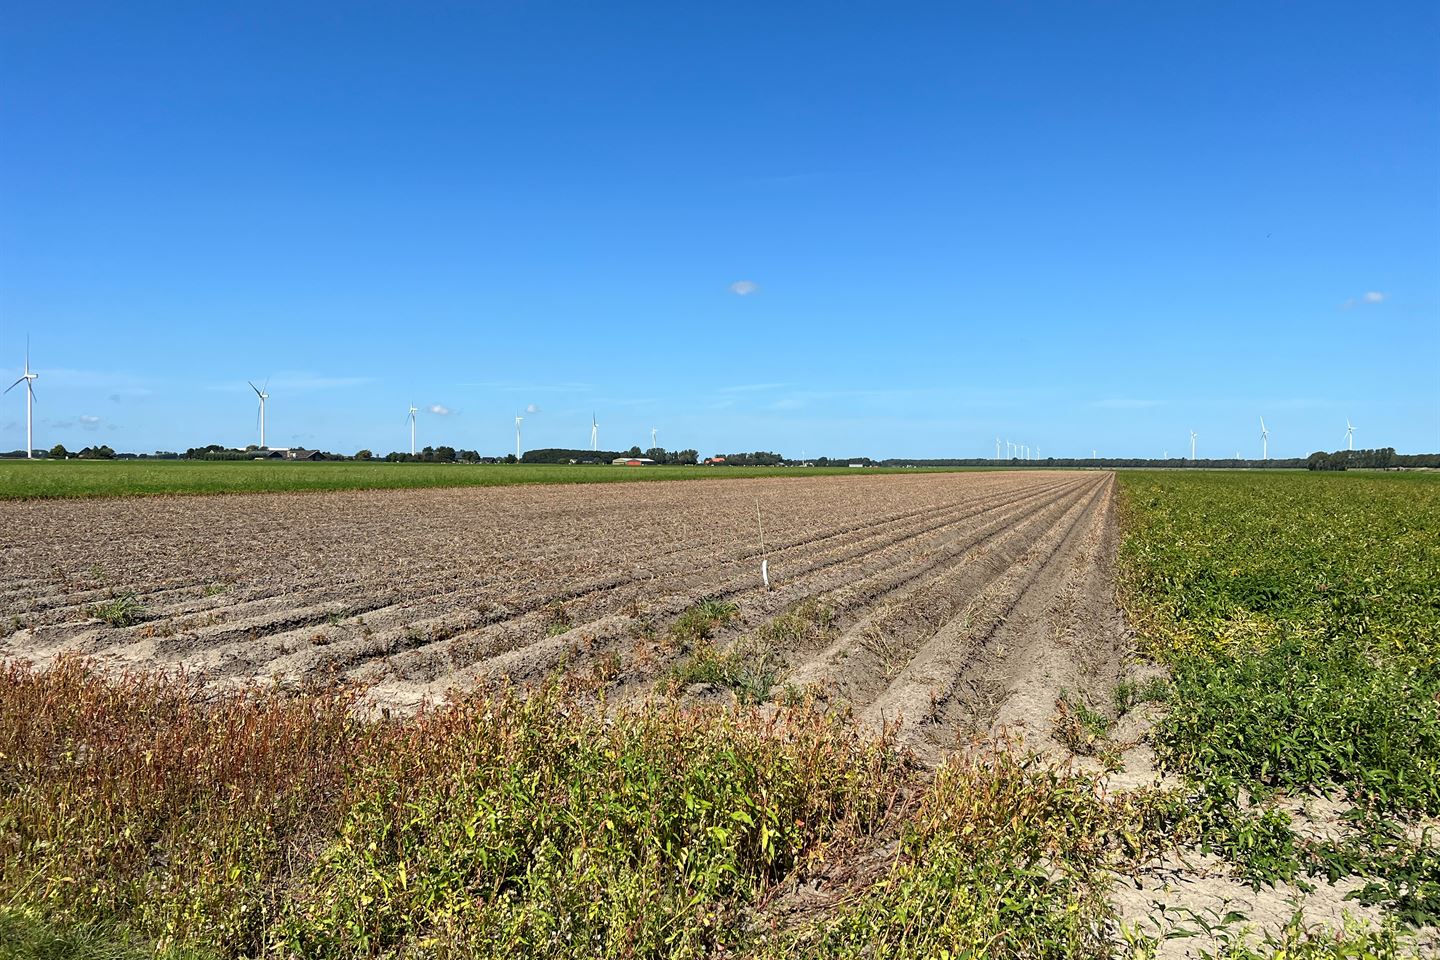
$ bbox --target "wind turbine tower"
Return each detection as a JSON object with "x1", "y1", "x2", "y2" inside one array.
[
  {"x1": 590, "y1": 413, "x2": 599, "y2": 452},
  {"x1": 651, "y1": 426, "x2": 658, "y2": 449},
  {"x1": 995, "y1": 436, "x2": 1001, "y2": 460},
  {"x1": 1260, "y1": 416, "x2": 1269, "y2": 461},
  {"x1": 248, "y1": 380, "x2": 269, "y2": 448},
  {"x1": 4, "y1": 340, "x2": 38, "y2": 458},
  {"x1": 408, "y1": 403, "x2": 418, "y2": 455},
  {"x1": 1346, "y1": 418, "x2": 1356, "y2": 450},
  {"x1": 515, "y1": 414, "x2": 524, "y2": 460},
  {"x1": 1190, "y1": 430, "x2": 1198, "y2": 461}
]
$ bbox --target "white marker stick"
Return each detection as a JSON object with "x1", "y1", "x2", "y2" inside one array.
[{"x1": 756, "y1": 499, "x2": 770, "y2": 590}]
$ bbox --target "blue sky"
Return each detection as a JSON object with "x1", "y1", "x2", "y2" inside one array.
[{"x1": 2, "y1": 1, "x2": 1436, "y2": 458}]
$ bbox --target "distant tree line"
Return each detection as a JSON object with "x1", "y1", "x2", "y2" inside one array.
[
  {"x1": 519, "y1": 447, "x2": 700, "y2": 465},
  {"x1": 1304, "y1": 448, "x2": 1439, "y2": 471},
  {"x1": 12, "y1": 442, "x2": 1439, "y2": 471},
  {"x1": 522, "y1": 448, "x2": 625, "y2": 464},
  {"x1": 44, "y1": 444, "x2": 117, "y2": 460},
  {"x1": 712, "y1": 451, "x2": 786, "y2": 466},
  {"x1": 379, "y1": 447, "x2": 489, "y2": 463}
]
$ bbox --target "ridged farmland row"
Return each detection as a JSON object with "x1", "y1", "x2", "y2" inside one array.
[{"x1": 0, "y1": 471, "x2": 1124, "y2": 754}]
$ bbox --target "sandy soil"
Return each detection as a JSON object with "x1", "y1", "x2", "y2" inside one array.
[{"x1": 0, "y1": 470, "x2": 1127, "y2": 756}]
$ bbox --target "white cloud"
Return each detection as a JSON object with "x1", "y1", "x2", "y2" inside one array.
[
  {"x1": 525, "y1": 403, "x2": 540, "y2": 414},
  {"x1": 1341, "y1": 291, "x2": 1387, "y2": 309},
  {"x1": 1090, "y1": 398, "x2": 1162, "y2": 410},
  {"x1": 729, "y1": 280, "x2": 759, "y2": 296},
  {"x1": 79, "y1": 415, "x2": 101, "y2": 424},
  {"x1": 428, "y1": 404, "x2": 451, "y2": 415}
]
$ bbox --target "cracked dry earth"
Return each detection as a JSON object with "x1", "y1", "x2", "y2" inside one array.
[{"x1": 1, "y1": 470, "x2": 1127, "y2": 756}]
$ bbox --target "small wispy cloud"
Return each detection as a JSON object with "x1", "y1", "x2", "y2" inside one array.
[
  {"x1": 1341, "y1": 291, "x2": 1386, "y2": 309},
  {"x1": 525, "y1": 403, "x2": 540, "y2": 414},
  {"x1": 41, "y1": 415, "x2": 103, "y2": 430},
  {"x1": 459, "y1": 381, "x2": 592, "y2": 393},
  {"x1": 207, "y1": 373, "x2": 372, "y2": 393},
  {"x1": 428, "y1": 404, "x2": 451, "y2": 415},
  {"x1": 729, "y1": 280, "x2": 759, "y2": 296},
  {"x1": 1090, "y1": 398, "x2": 1162, "y2": 410},
  {"x1": 718, "y1": 382, "x2": 788, "y2": 394}
]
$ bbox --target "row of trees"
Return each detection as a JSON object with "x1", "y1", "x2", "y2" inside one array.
[
  {"x1": 1304, "y1": 448, "x2": 1440, "y2": 470},
  {"x1": 19, "y1": 442, "x2": 1440, "y2": 471},
  {"x1": 46, "y1": 444, "x2": 117, "y2": 460},
  {"x1": 713, "y1": 451, "x2": 786, "y2": 466}
]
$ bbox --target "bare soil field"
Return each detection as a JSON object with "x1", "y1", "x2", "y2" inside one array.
[{"x1": 0, "y1": 470, "x2": 1126, "y2": 759}]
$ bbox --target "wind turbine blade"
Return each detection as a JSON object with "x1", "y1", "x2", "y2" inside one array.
[
  {"x1": 3, "y1": 377, "x2": 23, "y2": 394},
  {"x1": 27, "y1": 383, "x2": 35, "y2": 403}
]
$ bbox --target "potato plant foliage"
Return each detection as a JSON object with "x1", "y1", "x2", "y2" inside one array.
[
  {"x1": 1117, "y1": 471, "x2": 1440, "y2": 926},
  {"x1": 1117, "y1": 472, "x2": 1440, "y2": 814}
]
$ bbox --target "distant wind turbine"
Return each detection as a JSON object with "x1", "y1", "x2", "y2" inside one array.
[
  {"x1": 1260, "y1": 416, "x2": 1269, "y2": 461},
  {"x1": 651, "y1": 426, "x2": 658, "y2": 449},
  {"x1": 590, "y1": 413, "x2": 599, "y2": 452},
  {"x1": 248, "y1": 379, "x2": 270, "y2": 448},
  {"x1": 1345, "y1": 418, "x2": 1356, "y2": 450},
  {"x1": 995, "y1": 436, "x2": 1001, "y2": 460},
  {"x1": 1190, "y1": 430, "x2": 1198, "y2": 461},
  {"x1": 407, "y1": 403, "x2": 418, "y2": 456},
  {"x1": 4, "y1": 338, "x2": 38, "y2": 458},
  {"x1": 515, "y1": 414, "x2": 524, "y2": 460}
]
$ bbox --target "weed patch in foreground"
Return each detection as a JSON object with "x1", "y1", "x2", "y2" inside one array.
[
  {"x1": 756, "y1": 745, "x2": 1189, "y2": 959},
  {"x1": 85, "y1": 591, "x2": 147, "y2": 627},
  {"x1": 0, "y1": 656, "x2": 910, "y2": 959}
]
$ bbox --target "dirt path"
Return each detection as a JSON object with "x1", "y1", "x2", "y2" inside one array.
[{"x1": 0, "y1": 470, "x2": 1130, "y2": 759}]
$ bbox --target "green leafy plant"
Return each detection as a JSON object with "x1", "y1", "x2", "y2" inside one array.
[{"x1": 85, "y1": 591, "x2": 147, "y2": 627}]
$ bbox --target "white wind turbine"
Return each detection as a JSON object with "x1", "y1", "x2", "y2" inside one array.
[
  {"x1": 248, "y1": 379, "x2": 269, "y2": 448},
  {"x1": 514, "y1": 414, "x2": 524, "y2": 460},
  {"x1": 4, "y1": 339, "x2": 38, "y2": 458},
  {"x1": 1189, "y1": 430, "x2": 1198, "y2": 461},
  {"x1": 407, "y1": 403, "x2": 418, "y2": 455},
  {"x1": 1260, "y1": 416, "x2": 1269, "y2": 461},
  {"x1": 651, "y1": 426, "x2": 658, "y2": 449},
  {"x1": 995, "y1": 436, "x2": 1001, "y2": 460},
  {"x1": 590, "y1": 413, "x2": 599, "y2": 452},
  {"x1": 1345, "y1": 418, "x2": 1356, "y2": 450}
]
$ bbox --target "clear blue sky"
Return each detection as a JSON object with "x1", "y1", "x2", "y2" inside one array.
[{"x1": 3, "y1": 1, "x2": 1436, "y2": 458}]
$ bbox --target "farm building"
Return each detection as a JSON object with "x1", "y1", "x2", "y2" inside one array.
[{"x1": 611, "y1": 457, "x2": 656, "y2": 466}]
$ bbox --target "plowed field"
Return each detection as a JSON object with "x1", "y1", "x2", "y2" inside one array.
[{"x1": 0, "y1": 470, "x2": 1127, "y2": 758}]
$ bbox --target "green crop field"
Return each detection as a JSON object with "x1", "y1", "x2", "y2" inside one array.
[
  {"x1": 1115, "y1": 471, "x2": 1440, "y2": 928},
  {"x1": 0, "y1": 459, "x2": 982, "y2": 500},
  {"x1": 1, "y1": 470, "x2": 1437, "y2": 958}
]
